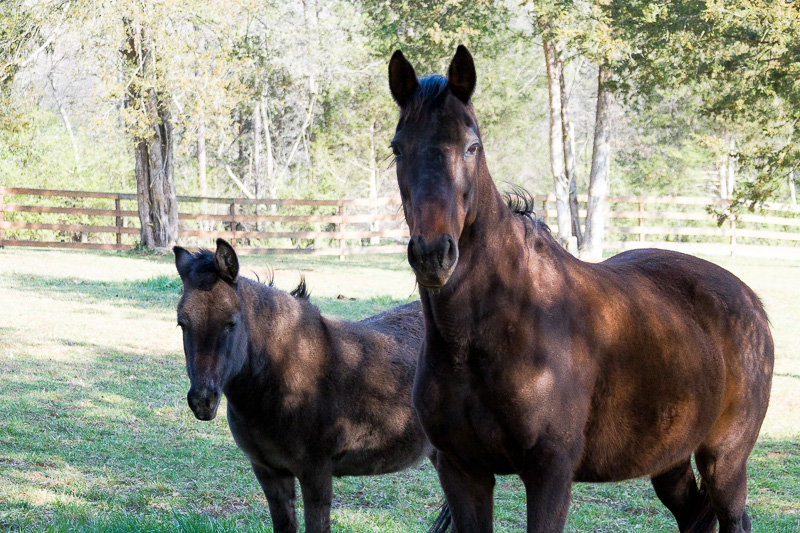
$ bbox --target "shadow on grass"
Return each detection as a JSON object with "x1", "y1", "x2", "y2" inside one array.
[
  {"x1": 3, "y1": 272, "x2": 416, "y2": 320},
  {"x1": 4, "y1": 272, "x2": 183, "y2": 311}
]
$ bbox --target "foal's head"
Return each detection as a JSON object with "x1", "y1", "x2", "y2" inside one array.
[
  {"x1": 389, "y1": 45, "x2": 483, "y2": 289},
  {"x1": 173, "y1": 239, "x2": 245, "y2": 421}
]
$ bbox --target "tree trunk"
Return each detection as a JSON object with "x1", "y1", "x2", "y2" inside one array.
[
  {"x1": 253, "y1": 101, "x2": 262, "y2": 232},
  {"x1": 369, "y1": 121, "x2": 380, "y2": 245},
  {"x1": 727, "y1": 136, "x2": 736, "y2": 198},
  {"x1": 197, "y1": 107, "x2": 208, "y2": 230},
  {"x1": 47, "y1": 66, "x2": 80, "y2": 174},
  {"x1": 542, "y1": 38, "x2": 571, "y2": 246},
  {"x1": 557, "y1": 51, "x2": 583, "y2": 248},
  {"x1": 790, "y1": 169, "x2": 796, "y2": 206},
  {"x1": 261, "y1": 99, "x2": 277, "y2": 214},
  {"x1": 580, "y1": 66, "x2": 614, "y2": 261},
  {"x1": 123, "y1": 19, "x2": 178, "y2": 249}
]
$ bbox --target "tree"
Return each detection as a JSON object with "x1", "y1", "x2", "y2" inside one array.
[
  {"x1": 121, "y1": 17, "x2": 178, "y2": 249},
  {"x1": 532, "y1": 0, "x2": 620, "y2": 258},
  {"x1": 609, "y1": 0, "x2": 800, "y2": 210}
]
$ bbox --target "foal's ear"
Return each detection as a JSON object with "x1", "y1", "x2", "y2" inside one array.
[
  {"x1": 447, "y1": 45, "x2": 476, "y2": 104},
  {"x1": 388, "y1": 50, "x2": 418, "y2": 107},
  {"x1": 174, "y1": 246, "x2": 193, "y2": 280},
  {"x1": 215, "y1": 239, "x2": 239, "y2": 283}
]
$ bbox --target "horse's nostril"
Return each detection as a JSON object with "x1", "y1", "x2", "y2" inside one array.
[{"x1": 408, "y1": 237, "x2": 421, "y2": 267}]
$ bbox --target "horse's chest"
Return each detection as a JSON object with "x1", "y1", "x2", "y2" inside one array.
[{"x1": 414, "y1": 355, "x2": 523, "y2": 472}]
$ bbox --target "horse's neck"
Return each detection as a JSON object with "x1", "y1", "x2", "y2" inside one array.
[{"x1": 424, "y1": 185, "x2": 575, "y2": 343}]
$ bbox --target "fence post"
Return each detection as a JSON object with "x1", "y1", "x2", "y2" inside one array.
[
  {"x1": 638, "y1": 201, "x2": 645, "y2": 242},
  {"x1": 0, "y1": 192, "x2": 4, "y2": 248},
  {"x1": 115, "y1": 196, "x2": 122, "y2": 247},
  {"x1": 230, "y1": 200, "x2": 237, "y2": 247},
  {"x1": 338, "y1": 201, "x2": 345, "y2": 261}
]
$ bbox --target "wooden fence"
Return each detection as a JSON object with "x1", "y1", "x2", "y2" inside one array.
[{"x1": 2, "y1": 187, "x2": 800, "y2": 258}]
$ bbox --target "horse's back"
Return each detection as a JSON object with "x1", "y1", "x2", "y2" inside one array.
[
  {"x1": 601, "y1": 248, "x2": 771, "y2": 352},
  {"x1": 324, "y1": 300, "x2": 430, "y2": 476}
]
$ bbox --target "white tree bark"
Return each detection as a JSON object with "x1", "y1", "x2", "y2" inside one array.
[
  {"x1": 557, "y1": 51, "x2": 583, "y2": 248},
  {"x1": 542, "y1": 38, "x2": 571, "y2": 246},
  {"x1": 580, "y1": 66, "x2": 614, "y2": 261}
]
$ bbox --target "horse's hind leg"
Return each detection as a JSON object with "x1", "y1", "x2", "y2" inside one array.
[
  {"x1": 695, "y1": 444, "x2": 753, "y2": 533},
  {"x1": 251, "y1": 463, "x2": 298, "y2": 533},
  {"x1": 650, "y1": 459, "x2": 715, "y2": 533}
]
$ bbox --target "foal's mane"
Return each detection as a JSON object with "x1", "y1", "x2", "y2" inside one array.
[{"x1": 186, "y1": 248, "x2": 309, "y2": 300}]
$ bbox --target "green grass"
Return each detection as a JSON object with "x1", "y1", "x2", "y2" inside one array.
[{"x1": 0, "y1": 248, "x2": 798, "y2": 532}]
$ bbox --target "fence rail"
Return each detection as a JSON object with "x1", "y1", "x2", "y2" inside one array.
[{"x1": 2, "y1": 187, "x2": 800, "y2": 258}]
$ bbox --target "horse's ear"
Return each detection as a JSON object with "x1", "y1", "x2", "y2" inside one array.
[
  {"x1": 447, "y1": 45, "x2": 476, "y2": 104},
  {"x1": 215, "y1": 239, "x2": 239, "y2": 283},
  {"x1": 174, "y1": 246, "x2": 193, "y2": 280},
  {"x1": 388, "y1": 50, "x2": 418, "y2": 107}
]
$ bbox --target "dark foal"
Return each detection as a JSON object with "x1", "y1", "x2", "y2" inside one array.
[
  {"x1": 174, "y1": 239, "x2": 448, "y2": 533},
  {"x1": 388, "y1": 46, "x2": 773, "y2": 533}
]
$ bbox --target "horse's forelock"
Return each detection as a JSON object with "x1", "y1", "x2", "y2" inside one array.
[
  {"x1": 185, "y1": 248, "x2": 221, "y2": 290},
  {"x1": 400, "y1": 75, "x2": 449, "y2": 123}
]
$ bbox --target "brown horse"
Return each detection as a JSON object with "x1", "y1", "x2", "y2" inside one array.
[
  {"x1": 173, "y1": 239, "x2": 450, "y2": 533},
  {"x1": 388, "y1": 46, "x2": 773, "y2": 533}
]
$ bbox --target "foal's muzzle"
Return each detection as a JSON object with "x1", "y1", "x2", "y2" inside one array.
[
  {"x1": 187, "y1": 386, "x2": 221, "y2": 421},
  {"x1": 408, "y1": 234, "x2": 458, "y2": 288}
]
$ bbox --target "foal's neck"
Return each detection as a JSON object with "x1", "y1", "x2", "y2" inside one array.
[{"x1": 238, "y1": 278, "x2": 324, "y2": 378}]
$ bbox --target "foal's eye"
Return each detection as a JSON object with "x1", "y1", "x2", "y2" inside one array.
[{"x1": 466, "y1": 143, "x2": 480, "y2": 156}]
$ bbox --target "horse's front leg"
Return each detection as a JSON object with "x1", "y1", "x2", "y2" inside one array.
[
  {"x1": 437, "y1": 452, "x2": 496, "y2": 533},
  {"x1": 519, "y1": 441, "x2": 577, "y2": 533},
  {"x1": 298, "y1": 465, "x2": 334, "y2": 533},
  {"x1": 251, "y1": 463, "x2": 298, "y2": 533}
]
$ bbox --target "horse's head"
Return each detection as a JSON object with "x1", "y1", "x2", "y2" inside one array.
[
  {"x1": 173, "y1": 239, "x2": 245, "y2": 421},
  {"x1": 389, "y1": 45, "x2": 482, "y2": 289}
]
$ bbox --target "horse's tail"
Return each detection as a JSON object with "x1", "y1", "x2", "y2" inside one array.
[
  {"x1": 686, "y1": 481, "x2": 717, "y2": 533},
  {"x1": 426, "y1": 500, "x2": 452, "y2": 533}
]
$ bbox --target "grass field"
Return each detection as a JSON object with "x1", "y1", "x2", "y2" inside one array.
[{"x1": 0, "y1": 247, "x2": 798, "y2": 532}]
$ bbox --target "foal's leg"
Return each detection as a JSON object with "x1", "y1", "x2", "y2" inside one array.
[
  {"x1": 650, "y1": 459, "x2": 715, "y2": 533},
  {"x1": 297, "y1": 466, "x2": 334, "y2": 533},
  {"x1": 251, "y1": 463, "x2": 298, "y2": 533},
  {"x1": 436, "y1": 452, "x2": 495, "y2": 533}
]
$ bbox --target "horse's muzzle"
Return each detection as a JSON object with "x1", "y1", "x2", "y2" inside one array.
[
  {"x1": 408, "y1": 234, "x2": 458, "y2": 288},
  {"x1": 187, "y1": 386, "x2": 221, "y2": 421}
]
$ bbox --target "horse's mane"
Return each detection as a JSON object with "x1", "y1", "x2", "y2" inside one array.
[
  {"x1": 503, "y1": 187, "x2": 550, "y2": 236},
  {"x1": 401, "y1": 75, "x2": 449, "y2": 122},
  {"x1": 186, "y1": 248, "x2": 309, "y2": 300},
  {"x1": 290, "y1": 276, "x2": 310, "y2": 300}
]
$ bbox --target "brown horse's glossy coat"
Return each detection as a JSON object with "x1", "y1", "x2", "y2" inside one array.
[
  {"x1": 389, "y1": 47, "x2": 773, "y2": 533},
  {"x1": 173, "y1": 240, "x2": 448, "y2": 533}
]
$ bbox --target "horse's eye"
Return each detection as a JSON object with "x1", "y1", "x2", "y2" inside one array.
[
  {"x1": 226, "y1": 318, "x2": 238, "y2": 331},
  {"x1": 177, "y1": 319, "x2": 187, "y2": 330},
  {"x1": 390, "y1": 144, "x2": 402, "y2": 158},
  {"x1": 466, "y1": 142, "x2": 480, "y2": 156}
]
